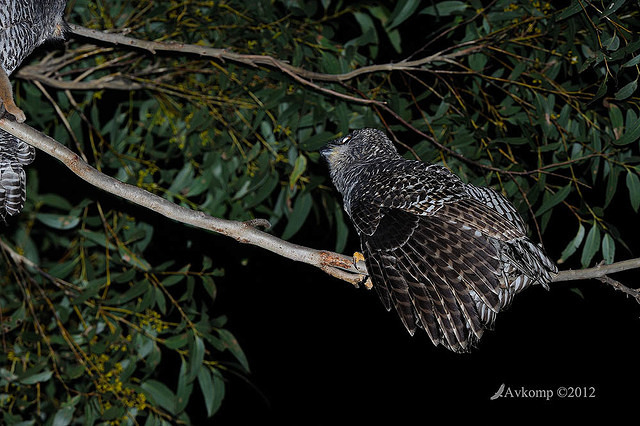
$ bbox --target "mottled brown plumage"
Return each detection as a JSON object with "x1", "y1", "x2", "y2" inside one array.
[{"x1": 321, "y1": 128, "x2": 557, "y2": 352}]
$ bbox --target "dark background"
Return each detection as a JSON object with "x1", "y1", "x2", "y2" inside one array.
[{"x1": 210, "y1": 192, "x2": 640, "y2": 422}]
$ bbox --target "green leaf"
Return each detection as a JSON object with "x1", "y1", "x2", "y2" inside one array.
[
  {"x1": 2, "y1": 303, "x2": 26, "y2": 333},
  {"x1": 614, "y1": 79, "x2": 637, "y2": 100},
  {"x1": 39, "y1": 193, "x2": 74, "y2": 210},
  {"x1": 468, "y1": 53, "x2": 487, "y2": 72},
  {"x1": 201, "y1": 275, "x2": 217, "y2": 303},
  {"x1": 164, "y1": 333, "x2": 189, "y2": 350},
  {"x1": 386, "y1": 28, "x2": 402, "y2": 53},
  {"x1": 560, "y1": 223, "x2": 585, "y2": 262},
  {"x1": 622, "y1": 53, "x2": 640, "y2": 67},
  {"x1": 301, "y1": 132, "x2": 333, "y2": 151},
  {"x1": 591, "y1": 76, "x2": 608, "y2": 103},
  {"x1": 626, "y1": 171, "x2": 640, "y2": 212},
  {"x1": 187, "y1": 335, "x2": 205, "y2": 383},
  {"x1": 217, "y1": 329, "x2": 249, "y2": 372},
  {"x1": 108, "y1": 280, "x2": 149, "y2": 305},
  {"x1": 421, "y1": 1, "x2": 468, "y2": 16},
  {"x1": 609, "y1": 104, "x2": 624, "y2": 137},
  {"x1": 570, "y1": 288, "x2": 585, "y2": 299},
  {"x1": 176, "y1": 360, "x2": 194, "y2": 414},
  {"x1": 161, "y1": 271, "x2": 187, "y2": 287},
  {"x1": 52, "y1": 406, "x2": 75, "y2": 426},
  {"x1": 350, "y1": 12, "x2": 378, "y2": 48},
  {"x1": 334, "y1": 205, "x2": 349, "y2": 253},
  {"x1": 79, "y1": 229, "x2": 116, "y2": 250},
  {"x1": 167, "y1": 163, "x2": 194, "y2": 196},
  {"x1": 615, "y1": 110, "x2": 640, "y2": 145},
  {"x1": 118, "y1": 245, "x2": 151, "y2": 271},
  {"x1": 535, "y1": 184, "x2": 571, "y2": 217},
  {"x1": 70, "y1": 279, "x2": 105, "y2": 305},
  {"x1": 141, "y1": 380, "x2": 177, "y2": 414},
  {"x1": 36, "y1": 213, "x2": 80, "y2": 230},
  {"x1": 605, "y1": 166, "x2": 621, "y2": 208},
  {"x1": 602, "y1": 233, "x2": 615, "y2": 264},
  {"x1": 281, "y1": 192, "x2": 312, "y2": 240},
  {"x1": 289, "y1": 154, "x2": 307, "y2": 190},
  {"x1": 20, "y1": 370, "x2": 53, "y2": 385},
  {"x1": 557, "y1": 1, "x2": 582, "y2": 20},
  {"x1": 198, "y1": 369, "x2": 225, "y2": 417},
  {"x1": 197, "y1": 367, "x2": 217, "y2": 417},
  {"x1": 581, "y1": 223, "x2": 601, "y2": 268},
  {"x1": 387, "y1": 0, "x2": 421, "y2": 30},
  {"x1": 602, "y1": 34, "x2": 620, "y2": 51}
]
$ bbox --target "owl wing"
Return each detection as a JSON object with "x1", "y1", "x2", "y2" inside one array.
[{"x1": 352, "y1": 183, "x2": 555, "y2": 352}]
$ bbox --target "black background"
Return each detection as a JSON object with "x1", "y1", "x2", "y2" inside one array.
[{"x1": 212, "y1": 192, "x2": 640, "y2": 422}]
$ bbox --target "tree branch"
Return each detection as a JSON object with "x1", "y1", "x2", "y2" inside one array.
[
  {"x1": 0, "y1": 117, "x2": 366, "y2": 286},
  {"x1": 67, "y1": 24, "x2": 481, "y2": 84},
  {"x1": 1, "y1": 118, "x2": 638, "y2": 303},
  {"x1": 553, "y1": 258, "x2": 640, "y2": 282}
]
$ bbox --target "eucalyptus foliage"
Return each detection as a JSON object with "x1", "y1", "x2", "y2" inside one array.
[{"x1": 1, "y1": 0, "x2": 639, "y2": 423}]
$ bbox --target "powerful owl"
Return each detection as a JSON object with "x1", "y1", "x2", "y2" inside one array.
[
  {"x1": 321, "y1": 128, "x2": 557, "y2": 352},
  {"x1": 0, "y1": 0, "x2": 67, "y2": 220}
]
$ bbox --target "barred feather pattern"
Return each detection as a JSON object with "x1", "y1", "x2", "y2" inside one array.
[
  {"x1": 0, "y1": 131, "x2": 34, "y2": 219},
  {"x1": 0, "y1": 0, "x2": 67, "y2": 74},
  {"x1": 0, "y1": 0, "x2": 66, "y2": 219},
  {"x1": 321, "y1": 128, "x2": 557, "y2": 352}
]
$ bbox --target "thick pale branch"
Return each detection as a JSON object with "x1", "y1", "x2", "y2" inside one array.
[{"x1": 0, "y1": 118, "x2": 365, "y2": 285}]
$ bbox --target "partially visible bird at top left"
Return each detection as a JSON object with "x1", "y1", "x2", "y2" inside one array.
[{"x1": 0, "y1": 0, "x2": 68, "y2": 221}]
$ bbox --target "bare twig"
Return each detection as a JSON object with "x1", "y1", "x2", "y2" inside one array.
[
  {"x1": 596, "y1": 276, "x2": 640, "y2": 304},
  {"x1": 553, "y1": 259, "x2": 640, "y2": 304},
  {"x1": 68, "y1": 24, "x2": 482, "y2": 84},
  {"x1": 552, "y1": 258, "x2": 640, "y2": 282}
]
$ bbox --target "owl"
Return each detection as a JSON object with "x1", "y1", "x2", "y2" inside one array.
[
  {"x1": 0, "y1": 0, "x2": 67, "y2": 220},
  {"x1": 321, "y1": 128, "x2": 557, "y2": 352}
]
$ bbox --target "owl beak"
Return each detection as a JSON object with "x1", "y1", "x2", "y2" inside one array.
[{"x1": 319, "y1": 144, "x2": 334, "y2": 161}]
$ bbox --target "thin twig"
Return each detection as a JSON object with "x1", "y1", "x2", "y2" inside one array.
[
  {"x1": 596, "y1": 276, "x2": 640, "y2": 304},
  {"x1": 553, "y1": 258, "x2": 640, "y2": 282},
  {"x1": 68, "y1": 24, "x2": 482, "y2": 84}
]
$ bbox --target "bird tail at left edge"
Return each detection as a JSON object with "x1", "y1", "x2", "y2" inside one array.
[{"x1": 0, "y1": 130, "x2": 35, "y2": 221}]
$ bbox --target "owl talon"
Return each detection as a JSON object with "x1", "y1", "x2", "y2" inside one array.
[
  {"x1": 358, "y1": 276, "x2": 373, "y2": 290},
  {"x1": 5, "y1": 104, "x2": 26, "y2": 123},
  {"x1": 353, "y1": 251, "x2": 365, "y2": 264}
]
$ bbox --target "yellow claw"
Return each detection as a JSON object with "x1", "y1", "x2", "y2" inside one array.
[
  {"x1": 353, "y1": 251, "x2": 366, "y2": 263},
  {"x1": 362, "y1": 277, "x2": 373, "y2": 290},
  {"x1": 352, "y1": 252, "x2": 373, "y2": 289}
]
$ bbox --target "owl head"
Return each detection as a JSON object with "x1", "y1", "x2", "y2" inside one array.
[
  {"x1": 320, "y1": 128, "x2": 400, "y2": 197},
  {"x1": 320, "y1": 128, "x2": 399, "y2": 165}
]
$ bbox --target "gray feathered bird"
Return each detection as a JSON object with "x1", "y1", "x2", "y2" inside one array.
[
  {"x1": 321, "y1": 128, "x2": 557, "y2": 352},
  {"x1": 0, "y1": 0, "x2": 67, "y2": 220}
]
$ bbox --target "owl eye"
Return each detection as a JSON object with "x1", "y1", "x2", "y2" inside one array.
[{"x1": 338, "y1": 135, "x2": 351, "y2": 145}]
